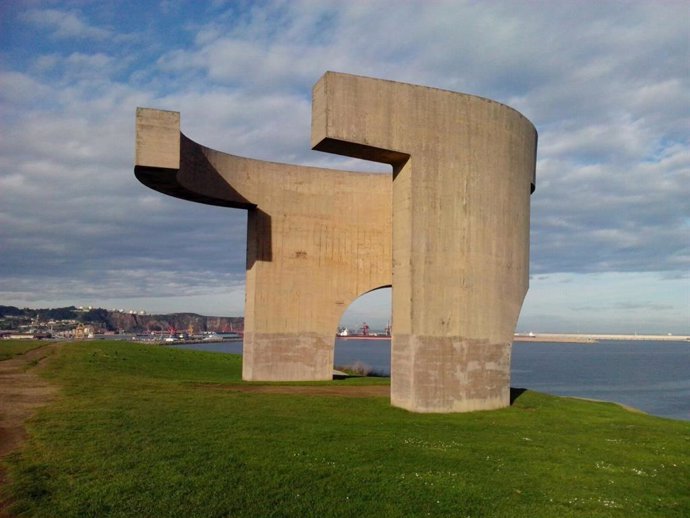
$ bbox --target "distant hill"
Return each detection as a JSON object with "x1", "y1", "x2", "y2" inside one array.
[{"x1": 0, "y1": 305, "x2": 243, "y2": 334}]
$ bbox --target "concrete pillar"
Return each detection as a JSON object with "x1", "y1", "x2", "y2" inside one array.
[{"x1": 312, "y1": 73, "x2": 537, "y2": 412}]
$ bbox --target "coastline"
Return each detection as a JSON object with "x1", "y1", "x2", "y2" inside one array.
[
  {"x1": 338, "y1": 333, "x2": 690, "y2": 344},
  {"x1": 513, "y1": 333, "x2": 690, "y2": 343}
]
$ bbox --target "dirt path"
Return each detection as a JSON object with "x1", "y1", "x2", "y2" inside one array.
[{"x1": 0, "y1": 342, "x2": 62, "y2": 517}]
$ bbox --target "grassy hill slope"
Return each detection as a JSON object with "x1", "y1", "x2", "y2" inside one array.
[{"x1": 2, "y1": 341, "x2": 688, "y2": 517}]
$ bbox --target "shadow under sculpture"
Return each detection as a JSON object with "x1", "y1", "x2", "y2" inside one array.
[{"x1": 134, "y1": 72, "x2": 537, "y2": 413}]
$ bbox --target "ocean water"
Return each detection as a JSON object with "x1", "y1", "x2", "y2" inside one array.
[
  {"x1": 171, "y1": 338, "x2": 690, "y2": 421},
  {"x1": 511, "y1": 340, "x2": 690, "y2": 422}
]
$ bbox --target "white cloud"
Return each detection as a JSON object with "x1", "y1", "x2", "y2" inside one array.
[
  {"x1": 21, "y1": 8, "x2": 112, "y2": 40},
  {"x1": 0, "y1": 71, "x2": 52, "y2": 104}
]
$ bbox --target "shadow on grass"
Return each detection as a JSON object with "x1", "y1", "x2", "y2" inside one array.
[
  {"x1": 330, "y1": 374, "x2": 530, "y2": 408},
  {"x1": 510, "y1": 387, "x2": 527, "y2": 405}
]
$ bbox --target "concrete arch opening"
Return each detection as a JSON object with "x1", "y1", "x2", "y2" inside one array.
[{"x1": 334, "y1": 286, "x2": 391, "y2": 377}]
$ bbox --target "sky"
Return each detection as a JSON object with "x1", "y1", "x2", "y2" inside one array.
[{"x1": 0, "y1": 0, "x2": 688, "y2": 335}]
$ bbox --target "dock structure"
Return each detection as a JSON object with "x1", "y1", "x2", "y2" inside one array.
[{"x1": 134, "y1": 72, "x2": 537, "y2": 413}]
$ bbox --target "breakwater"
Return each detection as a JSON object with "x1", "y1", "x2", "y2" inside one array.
[{"x1": 514, "y1": 333, "x2": 689, "y2": 343}]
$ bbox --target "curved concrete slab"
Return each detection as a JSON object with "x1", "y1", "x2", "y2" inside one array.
[{"x1": 311, "y1": 72, "x2": 537, "y2": 412}]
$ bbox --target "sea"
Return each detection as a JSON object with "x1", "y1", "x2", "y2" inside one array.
[{"x1": 171, "y1": 338, "x2": 690, "y2": 422}]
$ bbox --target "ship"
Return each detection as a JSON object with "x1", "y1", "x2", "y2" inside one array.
[{"x1": 336, "y1": 322, "x2": 391, "y2": 340}]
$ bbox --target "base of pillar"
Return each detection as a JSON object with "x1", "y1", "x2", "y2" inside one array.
[
  {"x1": 391, "y1": 335, "x2": 511, "y2": 413},
  {"x1": 242, "y1": 332, "x2": 334, "y2": 381}
]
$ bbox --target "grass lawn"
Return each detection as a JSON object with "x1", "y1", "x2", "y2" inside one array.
[
  {"x1": 2, "y1": 340, "x2": 689, "y2": 517},
  {"x1": 0, "y1": 340, "x2": 46, "y2": 361}
]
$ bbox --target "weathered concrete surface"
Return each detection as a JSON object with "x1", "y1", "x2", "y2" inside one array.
[
  {"x1": 135, "y1": 106, "x2": 392, "y2": 382},
  {"x1": 134, "y1": 71, "x2": 536, "y2": 412},
  {"x1": 311, "y1": 73, "x2": 537, "y2": 412}
]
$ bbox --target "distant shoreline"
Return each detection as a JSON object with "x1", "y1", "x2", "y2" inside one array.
[{"x1": 513, "y1": 333, "x2": 690, "y2": 343}]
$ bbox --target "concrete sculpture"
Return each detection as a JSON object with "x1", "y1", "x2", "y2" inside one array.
[{"x1": 135, "y1": 72, "x2": 537, "y2": 413}]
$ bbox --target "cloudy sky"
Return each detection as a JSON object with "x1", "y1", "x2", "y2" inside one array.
[{"x1": 1, "y1": 0, "x2": 688, "y2": 334}]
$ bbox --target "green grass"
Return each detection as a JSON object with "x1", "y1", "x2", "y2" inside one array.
[
  {"x1": 3, "y1": 341, "x2": 689, "y2": 517},
  {"x1": 0, "y1": 339, "x2": 46, "y2": 360}
]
